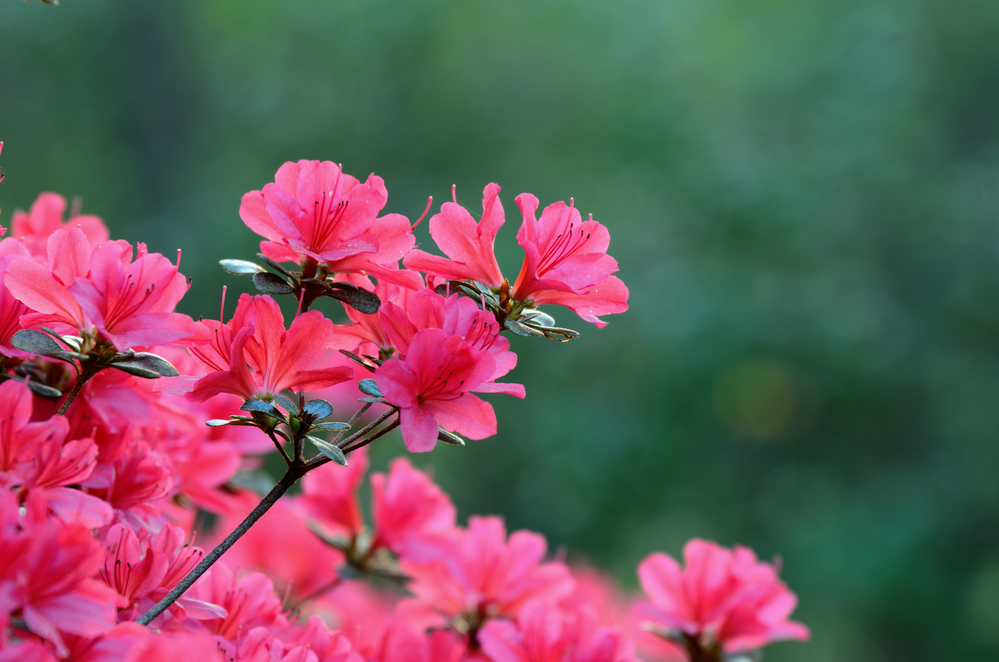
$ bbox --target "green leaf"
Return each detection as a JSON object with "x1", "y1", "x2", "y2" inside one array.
[
  {"x1": 11, "y1": 329, "x2": 67, "y2": 357},
  {"x1": 520, "y1": 309, "x2": 556, "y2": 327},
  {"x1": 110, "y1": 352, "x2": 180, "y2": 378},
  {"x1": 358, "y1": 379, "x2": 382, "y2": 397},
  {"x1": 307, "y1": 436, "x2": 348, "y2": 466},
  {"x1": 240, "y1": 399, "x2": 287, "y2": 421},
  {"x1": 503, "y1": 318, "x2": 545, "y2": 338},
  {"x1": 325, "y1": 282, "x2": 381, "y2": 314},
  {"x1": 219, "y1": 259, "x2": 267, "y2": 275},
  {"x1": 272, "y1": 394, "x2": 299, "y2": 415},
  {"x1": 256, "y1": 253, "x2": 295, "y2": 278},
  {"x1": 303, "y1": 398, "x2": 334, "y2": 420},
  {"x1": 252, "y1": 272, "x2": 297, "y2": 295},
  {"x1": 206, "y1": 419, "x2": 234, "y2": 427},
  {"x1": 437, "y1": 428, "x2": 466, "y2": 446},
  {"x1": 313, "y1": 421, "x2": 350, "y2": 431},
  {"x1": 0, "y1": 374, "x2": 62, "y2": 399}
]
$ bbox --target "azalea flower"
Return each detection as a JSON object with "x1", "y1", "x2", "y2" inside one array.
[
  {"x1": 6, "y1": 191, "x2": 108, "y2": 258},
  {"x1": 239, "y1": 160, "x2": 415, "y2": 282},
  {"x1": 374, "y1": 328, "x2": 498, "y2": 452},
  {"x1": 186, "y1": 293, "x2": 353, "y2": 403},
  {"x1": 403, "y1": 184, "x2": 629, "y2": 327},
  {"x1": 636, "y1": 539, "x2": 810, "y2": 657}
]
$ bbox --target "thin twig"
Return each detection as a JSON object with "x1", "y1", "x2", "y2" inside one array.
[
  {"x1": 342, "y1": 418, "x2": 400, "y2": 454},
  {"x1": 136, "y1": 469, "x2": 299, "y2": 626},
  {"x1": 332, "y1": 401, "x2": 372, "y2": 444},
  {"x1": 267, "y1": 430, "x2": 293, "y2": 466}
]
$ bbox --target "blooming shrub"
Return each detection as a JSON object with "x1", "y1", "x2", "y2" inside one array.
[{"x1": 0, "y1": 155, "x2": 807, "y2": 661}]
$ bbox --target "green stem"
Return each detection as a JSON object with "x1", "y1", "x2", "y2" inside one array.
[{"x1": 57, "y1": 364, "x2": 98, "y2": 416}]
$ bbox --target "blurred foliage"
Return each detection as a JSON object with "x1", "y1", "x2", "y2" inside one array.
[{"x1": 3, "y1": 0, "x2": 999, "y2": 659}]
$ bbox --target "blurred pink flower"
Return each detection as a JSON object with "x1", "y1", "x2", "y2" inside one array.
[
  {"x1": 370, "y1": 457, "x2": 456, "y2": 561},
  {"x1": 636, "y1": 539, "x2": 809, "y2": 656}
]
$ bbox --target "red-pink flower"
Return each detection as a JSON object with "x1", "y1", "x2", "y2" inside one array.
[
  {"x1": 399, "y1": 516, "x2": 575, "y2": 631},
  {"x1": 7, "y1": 192, "x2": 108, "y2": 258},
  {"x1": 636, "y1": 539, "x2": 809, "y2": 656},
  {"x1": 183, "y1": 564, "x2": 288, "y2": 642},
  {"x1": 239, "y1": 160, "x2": 414, "y2": 280},
  {"x1": 380, "y1": 626, "x2": 468, "y2": 662},
  {"x1": 511, "y1": 194, "x2": 629, "y2": 328},
  {"x1": 0, "y1": 492, "x2": 120, "y2": 657},
  {"x1": 403, "y1": 184, "x2": 629, "y2": 327},
  {"x1": 299, "y1": 447, "x2": 369, "y2": 538},
  {"x1": 478, "y1": 599, "x2": 639, "y2": 662},
  {"x1": 187, "y1": 293, "x2": 353, "y2": 403},
  {"x1": 370, "y1": 457, "x2": 456, "y2": 561},
  {"x1": 375, "y1": 328, "x2": 498, "y2": 452}
]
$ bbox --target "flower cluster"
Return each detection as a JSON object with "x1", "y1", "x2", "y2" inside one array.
[{"x1": 0, "y1": 158, "x2": 807, "y2": 662}]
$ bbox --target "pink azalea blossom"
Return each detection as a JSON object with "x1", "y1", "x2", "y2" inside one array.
[
  {"x1": 379, "y1": 626, "x2": 469, "y2": 662},
  {"x1": 403, "y1": 184, "x2": 628, "y2": 327},
  {"x1": 370, "y1": 457, "x2": 456, "y2": 561},
  {"x1": 7, "y1": 192, "x2": 108, "y2": 258},
  {"x1": 239, "y1": 160, "x2": 414, "y2": 279},
  {"x1": 313, "y1": 580, "x2": 396, "y2": 660},
  {"x1": 478, "y1": 599, "x2": 639, "y2": 662},
  {"x1": 374, "y1": 328, "x2": 498, "y2": 452},
  {"x1": 187, "y1": 293, "x2": 353, "y2": 403},
  {"x1": 298, "y1": 447, "x2": 369, "y2": 538},
  {"x1": 398, "y1": 516, "x2": 575, "y2": 632},
  {"x1": 511, "y1": 194, "x2": 629, "y2": 328},
  {"x1": 183, "y1": 563, "x2": 288, "y2": 642},
  {"x1": 636, "y1": 539, "x2": 810, "y2": 656},
  {"x1": 0, "y1": 492, "x2": 120, "y2": 657}
]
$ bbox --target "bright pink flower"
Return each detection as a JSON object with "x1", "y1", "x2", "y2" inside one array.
[
  {"x1": 184, "y1": 564, "x2": 288, "y2": 641},
  {"x1": 314, "y1": 580, "x2": 396, "y2": 660},
  {"x1": 217, "y1": 495, "x2": 342, "y2": 605},
  {"x1": 187, "y1": 293, "x2": 353, "y2": 403},
  {"x1": 380, "y1": 289, "x2": 524, "y2": 397},
  {"x1": 399, "y1": 516, "x2": 574, "y2": 631},
  {"x1": 68, "y1": 240, "x2": 195, "y2": 349},
  {"x1": 239, "y1": 160, "x2": 414, "y2": 278},
  {"x1": 8, "y1": 192, "x2": 108, "y2": 258},
  {"x1": 0, "y1": 493, "x2": 120, "y2": 656},
  {"x1": 83, "y1": 442, "x2": 173, "y2": 526},
  {"x1": 380, "y1": 626, "x2": 468, "y2": 662},
  {"x1": 5, "y1": 227, "x2": 93, "y2": 335},
  {"x1": 333, "y1": 274, "x2": 423, "y2": 358},
  {"x1": 636, "y1": 539, "x2": 810, "y2": 655},
  {"x1": 375, "y1": 328, "x2": 498, "y2": 452},
  {"x1": 122, "y1": 630, "x2": 220, "y2": 662},
  {"x1": 370, "y1": 457, "x2": 456, "y2": 561},
  {"x1": 403, "y1": 183, "x2": 505, "y2": 288},
  {"x1": 299, "y1": 447, "x2": 369, "y2": 537},
  {"x1": 404, "y1": 184, "x2": 628, "y2": 327},
  {"x1": 17, "y1": 434, "x2": 113, "y2": 529},
  {"x1": 0, "y1": 380, "x2": 67, "y2": 473},
  {"x1": 511, "y1": 194, "x2": 629, "y2": 328},
  {"x1": 276, "y1": 616, "x2": 365, "y2": 662},
  {"x1": 0, "y1": 255, "x2": 30, "y2": 357}
]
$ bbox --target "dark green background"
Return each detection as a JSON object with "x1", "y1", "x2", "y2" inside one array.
[{"x1": 4, "y1": 1, "x2": 999, "y2": 659}]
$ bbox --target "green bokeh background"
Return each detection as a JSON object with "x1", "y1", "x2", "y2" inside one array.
[{"x1": 3, "y1": 1, "x2": 999, "y2": 659}]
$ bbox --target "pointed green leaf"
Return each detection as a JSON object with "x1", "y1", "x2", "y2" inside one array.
[
  {"x1": 358, "y1": 379, "x2": 382, "y2": 397},
  {"x1": 307, "y1": 436, "x2": 348, "y2": 466},
  {"x1": 313, "y1": 421, "x2": 350, "y2": 431},
  {"x1": 110, "y1": 352, "x2": 180, "y2": 378},
  {"x1": 256, "y1": 253, "x2": 295, "y2": 278},
  {"x1": 437, "y1": 428, "x2": 466, "y2": 446},
  {"x1": 272, "y1": 394, "x2": 299, "y2": 415},
  {"x1": 303, "y1": 398, "x2": 334, "y2": 420},
  {"x1": 219, "y1": 259, "x2": 267, "y2": 275},
  {"x1": 11, "y1": 329, "x2": 66, "y2": 356},
  {"x1": 325, "y1": 283, "x2": 381, "y2": 314},
  {"x1": 240, "y1": 399, "x2": 287, "y2": 421},
  {"x1": 206, "y1": 419, "x2": 234, "y2": 427},
  {"x1": 252, "y1": 272, "x2": 297, "y2": 295}
]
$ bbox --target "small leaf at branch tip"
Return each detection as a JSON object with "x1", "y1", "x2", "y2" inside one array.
[
  {"x1": 252, "y1": 272, "x2": 297, "y2": 295},
  {"x1": 307, "y1": 436, "x2": 348, "y2": 466},
  {"x1": 357, "y1": 379, "x2": 382, "y2": 397},
  {"x1": 110, "y1": 352, "x2": 180, "y2": 378},
  {"x1": 325, "y1": 284, "x2": 381, "y2": 314},
  {"x1": 256, "y1": 253, "x2": 295, "y2": 278},
  {"x1": 503, "y1": 318, "x2": 545, "y2": 338},
  {"x1": 357, "y1": 397, "x2": 384, "y2": 404},
  {"x1": 1, "y1": 374, "x2": 62, "y2": 399},
  {"x1": 272, "y1": 394, "x2": 299, "y2": 415},
  {"x1": 206, "y1": 419, "x2": 233, "y2": 427},
  {"x1": 219, "y1": 259, "x2": 267, "y2": 275},
  {"x1": 240, "y1": 399, "x2": 287, "y2": 421},
  {"x1": 303, "y1": 398, "x2": 334, "y2": 419},
  {"x1": 437, "y1": 428, "x2": 466, "y2": 446},
  {"x1": 11, "y1": 329, "x2": 65, "y2": 356},
  {"x1": 313, "y1": 421, "x2": 350, "y2": 431}
]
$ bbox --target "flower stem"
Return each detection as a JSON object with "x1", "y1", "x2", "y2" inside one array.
[
  {"x1": 136, "y1": 469, "x2": 299, "y2": 626},
  {"x1": 56, "y1": 363, "x2": 99, "y2": 416}
]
